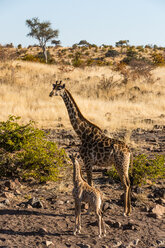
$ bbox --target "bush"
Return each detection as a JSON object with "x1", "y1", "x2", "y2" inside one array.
[
  {"x1": 22, "y1": 51, "x2": 55, "y2": 64},
  {"x1": 105, "y1": 49, "x2": 119, "y2": 58},
  {"x1": 122, "y1": 48, "x2": 138, "y2": 64},
  {"x1": 132, "y1": 154, "x2": 165, "y2": 185},
  {"x1": 22, "y1": 54, "x2": 40, "y2": 62},
  {"x1": 5, "y1": 43, "x2": 14, "y2": 48},
  {"x1": 72, "y1": 44, "x2": 77, "y2": 49},
  {"x1": 151, "y1": 52, "x2": 165, "y2": 66},
  {"x1": 78, "y1": 40, "x2": 90, "y2": 46},
  {"x1": 17, "y1": 44, "x2": 22, "y2": 49},
  {"x1": 72, "y1": 52, "x2": 84, "y2": 67},
  {"x1": 0, "y1": 116, "x2": 68, "y2": 182},
  {"x1": 107, "y1": 154, "x2": 165, "y2": 186}
]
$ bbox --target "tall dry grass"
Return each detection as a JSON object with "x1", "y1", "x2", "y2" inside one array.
[{"x1": 0, "y1": 60, "x2": 165, "y2": 135}]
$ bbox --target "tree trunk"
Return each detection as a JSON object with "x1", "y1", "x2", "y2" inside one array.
[{"x1": 42, "y1": 45, "x2": 47, "y2": 63}]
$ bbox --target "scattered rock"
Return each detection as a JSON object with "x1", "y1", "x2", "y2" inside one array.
[
  {"x1": 38, "y1": 227, "x2": 47, "y2": 236},
  {"x1": 46, "y1": 196, "x2": 57, "y2": 204},
  {"x1": 1, "y1": 192, "x2": 14, "y2": 198},
  {"x1": 0, "y1": 199, "x2": 10, "y2": 207},
  {"x1": 147, "y1": 193, "x2": 154, "y2": 199},
  {"x1": 132, "y1": 239, "x2": 140, "y2": 246},
  {"x1": 114, "y1": 221, "x2": 122, "y2": 228},
  {"x1": 153, "y1": 187, "x2": 165, "y2": 198},
  {"x1": 92, "y1": 239, "x2": 97, "y2": 245},
  {"x1": 18, "y1": 197, "x2": 44, "y2": 208},
  {"x1": 0, "y1": 203, "x2": 6, "y2": 208},
  {"x1": 118, "y1": 244, "x2": 126, "y2": 248},
  {"x1": 65, "y1": 242, "x2": 71, "y2": 247},
  {"x1": 106, "y1": 220, "x2": 121, "y2": 228},
  {"x1": 28, "y1": 197, "x2": 44, "y2": 208},
  {"x1": 113, "y1": 241, "x2": 122, "y2": 247},
  {"x1": 4, "y1": 179, "x2": 20, "y2": 190},
  {"x1": 45, "y1": 240, "x2": 53, "y2": 247},
  {"x1": 149, "y1": 204, "x2": 165, "y2": 219},
  {"x1": 156, "y1": 239, "x2": 165, "y2": 245},
  {"x1": 134, "y1": 186, "x2": 143, "y2": 194},
  {"x1": 141, "y1": 205, "x2": 150, "y2": 212},
  {"x1": 2, "y1": 199, "x2": 10, "y2": 206},
  {"x1": 14, "y1": 189, "x2": 21, "y2": 195},
  {"x1": 77, "y1": 243, "x2": 91, "y2": 248},
  {"x1": 127, "y1": 239, "x2": 140, "y2": 247},
  {"x1": 122, "y1": 222, "x2": 135, "y2": 230},
  {"x1": 155, "y1": 198, "x2": 165, "y2": 205},
  {"x1": 56, "y1": 200, "x2": 64, "y2": 205}
]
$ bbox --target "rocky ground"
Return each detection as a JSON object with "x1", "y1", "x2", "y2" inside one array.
[{"x1": 0, "y1": 126, "x2": 164, "y2": 248}]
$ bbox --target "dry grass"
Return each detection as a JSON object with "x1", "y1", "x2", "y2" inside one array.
[{"x1": 0, "y1": 60, "x2": 165, "y2": 136}]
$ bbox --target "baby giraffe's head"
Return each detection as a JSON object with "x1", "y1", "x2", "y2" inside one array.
[{"x1": 49, "y1": 81, "x2": 65, "y2": 97}]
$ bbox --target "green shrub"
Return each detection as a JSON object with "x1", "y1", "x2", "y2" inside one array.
[
  {"x1": 72, "y1": 52, "x2": 84, "y2": 67},
  {"x1": 151, "y1": 52, "x2": 165, "y2": 66},
  {"x1": 132, "y1": 154, "x2": 165, "y2": 185},
  {"x1": 105, "y1": 49, "x2": 120, "y2": 58},
  {"x1": 22, "y1": 51, "x2": 55, "y2": 64},
  {"x1": 107, "y1": 154, "x2": 165, "y2": 186},
  {"x1": 136, "y1": 46, "x2": 144, "y2": 52},
  {"x1": 17, "y1": 44, "x2": 22, "y2": 49},
  {"x1": 22, "y1": 54, "x2": 40, "y2": 62},
  {"x1": 0, "y1": 116, "x2": 68, "y2": 182},
  {"x1": 122, "y1": 48, "x2": 138, "y2": 64}
]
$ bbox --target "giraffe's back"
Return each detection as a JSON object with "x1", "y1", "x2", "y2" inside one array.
[{"x1": 80, "y1": 134, "x2": 130, "y2": 168}]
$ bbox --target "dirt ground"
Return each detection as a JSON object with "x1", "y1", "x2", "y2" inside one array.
[{"x1": 0, "y1": 126, "x2": 164, "y2": 248}]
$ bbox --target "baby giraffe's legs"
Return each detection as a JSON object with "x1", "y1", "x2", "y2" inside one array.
[
  {"x1": 74, "y1": 200, "x2": 81, "y2": 235},
  {"x1": 96, "y1": 203, "x2": 106, "y2": 238},
  {"x1": 97, "y1": 213, "x2": 102, "y2": 238},
  {"x1": 101, "y1": 216, "x2": 106, "y2": 237}
]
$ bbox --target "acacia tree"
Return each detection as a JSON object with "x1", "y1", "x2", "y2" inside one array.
[
  {"x1": 115, "y1": 40, "x2": 129, "y2": 53},
  {"x1": 26, "y1": 17, "x2": 59, "y2": 63},
  {"x1": 51, "y1": 39, "x2": 61, "y2": 47},
  {"x1": 115, "y1": 40, "x2": 129, "y2": 47}
]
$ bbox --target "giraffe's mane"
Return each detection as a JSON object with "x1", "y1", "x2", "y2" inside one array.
[{"x1": 65, "y1": 89, "x2": 102, "y2": 132}]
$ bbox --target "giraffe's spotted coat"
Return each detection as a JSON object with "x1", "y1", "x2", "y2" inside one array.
[
  {"x1": 49, "y1": 81, "x2": 132, "y2": 215},
  {"x1": 71, "y1": 156, "x2": 106, "y2": 237}
]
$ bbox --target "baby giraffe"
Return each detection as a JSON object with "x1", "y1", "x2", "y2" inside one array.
[{"x1": 70, "y1": 155, "x2": 106, "y2": 238}]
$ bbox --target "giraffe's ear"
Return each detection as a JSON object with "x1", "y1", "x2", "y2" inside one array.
[{"x1": 62, "y1": 84, "x2": 65, "y2": 89}]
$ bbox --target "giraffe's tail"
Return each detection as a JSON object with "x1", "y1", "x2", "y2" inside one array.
[
  {"x1": 129, "y1": 152, "x2": 134, "y2": 186},
  {"x1": 129, "y1": 153, "x2": 134, "y2": 175},
  {"x1": 101, "y1": 199, "x2": 111, "y2": 217}
]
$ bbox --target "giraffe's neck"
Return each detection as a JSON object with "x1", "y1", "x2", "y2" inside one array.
[
  {"x1": 61, "y1": 89, "x2": 102, "y2": 141},
  {"x1": 73, "y1": 160, "x2": 83, "y2": 186}
]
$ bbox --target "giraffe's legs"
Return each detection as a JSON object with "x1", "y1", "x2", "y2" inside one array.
[
  {"x1": 74, "y1": 200, "x2": 81, "y2": 235},
  {"x1": 114, "y1": 152, "x2": 131, "y2": 216},
  {"x1": 97, "y1": 213, "x2": 102, "y2": 238},
  {"x1": 121, "y1": 175, "x2": 131, "y2": 216},
  {"x1": 127, "y1": 179, "x2": 131, "y2": 215},
  {"x1": 101, "y1": 216, "x2": 106, "y2": 237},
  {"x1": 96, "y1": 207, "x2": 106, "y2": 238}
]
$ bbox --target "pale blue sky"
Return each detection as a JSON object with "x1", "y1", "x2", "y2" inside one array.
[{"x1": 0, "y1": 0, "x2": 165, "y2": 47}]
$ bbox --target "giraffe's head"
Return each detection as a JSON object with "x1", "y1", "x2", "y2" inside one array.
[{"x1": 49, "y1": 81, "x2": 65, "y2": 97}]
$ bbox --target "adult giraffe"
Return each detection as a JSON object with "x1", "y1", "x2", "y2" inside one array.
[{"x1": 49, "y1": 81, "x2": 132, "y2": 215}]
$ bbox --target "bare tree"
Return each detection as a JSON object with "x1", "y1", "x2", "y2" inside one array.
[{"x1": 26, "y1": 17, "x2": 59, "y2": 63}]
